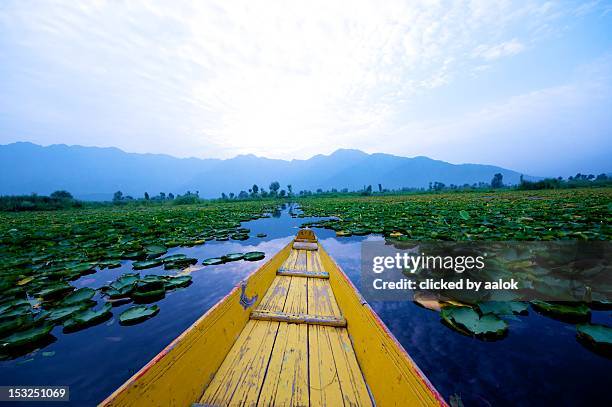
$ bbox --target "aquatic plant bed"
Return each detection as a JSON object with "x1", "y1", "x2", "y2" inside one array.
[
  {"x1": 0, "y1": 201, "x2": 277, "y2": 350},
  {"x1": 297, "y1": 188, "x2": 611, "y2": 240}
]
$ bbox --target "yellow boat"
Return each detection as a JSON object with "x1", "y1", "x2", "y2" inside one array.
[{"x1": 102, "y1": 229, "x2": 446, "y2": 406}]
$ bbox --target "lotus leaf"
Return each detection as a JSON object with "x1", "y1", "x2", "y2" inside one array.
[
  {"x1": 164, "y1": 276, "x2": 192, "y2": 289},
  {"x1": 477, "y1": 301, "x2": 528, "y2": 316},
  {"x1": 576, "y1": 323, "x2": 612, "y2": 357},
  {"x1": 63, "y1": 303, "x2": 112, "y2": 332},
  {"x1": 132, "y1": 259, "x2": 163, "y2": 270},
  {"x1": 161, "y1": 254, "x2": 187, "y2": 263},
  {"x1": 243, "y1": 251, "x2": 265, "y2": 261},
  {"x1": 202, "y1": 257, "x2": 225, "y2": 266},
  {"x1": 145, "y1": 245, "x2": 167, "y2": 259},
  {"x1": 164, "y1": 257, "x2": 197, "y2": 270},
  {"x1": 131, "y1": 289, "x2": 165, "y2": 303},
  {"x1": 531, "y1": 301, "x2": 590, "y2": 322},
  {"x1": 441, "y1": 306, "x2": 507, "y2": 339},
  {"x1": 36, "y1": 283, "x2": 74, "y2": 300},
  {"x1": 60, "y1": 287, "x2": 96, "y2": 306},
  {"x1": 119, "y1": 305, "x2": 160, "y2": 325},
  {"x1": 223, "y1": 253, "x2": 244, "y2": 262},
  {"x1": 1, "y1": 325, "x2": 54, "y2": 348},
  {"x1": 46, "y1": 303, "x2": 91, "y2": 323}
]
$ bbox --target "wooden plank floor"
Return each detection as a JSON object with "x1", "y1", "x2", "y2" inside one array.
[{"x1": 200, "y1": 248, "x2": 373, "y2": 406}]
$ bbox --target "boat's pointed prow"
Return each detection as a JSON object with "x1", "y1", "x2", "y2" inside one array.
[{"x1": 102, "y1": 229, "x2": 446, "y2": 406}]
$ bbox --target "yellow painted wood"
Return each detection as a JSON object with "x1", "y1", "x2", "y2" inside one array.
[
  {"x1": 307, "y1": 278, "x2": 342, "y2": 318},
  {"x1": 199, "y1": 320, "x2": 279, "y2": 406},
  {"x1": 319, "y1": 244, "x2": 444, "y2": 406},
  {"x1": 103, "y1": 234, "x2": 445, "y2": 407},
  {"x1": 313, "y1": 251, "x2": 324, "y2": 273},
  {"x1": 329, "y1": 327, "x2": 373, "y2": 406},
  {"x1": 250, "y1": 309, "x2": 347, "y2": 327},
  {"x1": 283, "y1": 276, "x2": 308, "y2": 314},
  {"x1": 258, "y1": 322, "x2": 309, "y2": 406},
  {"x1": 256, "y1": 275, "x2": 291, "y2": 313},
  {"x1": 308, "y1": 325, "x2": 344, "y2": 407},
  {"x1": 100, "y1": 242, "x2": 292, "y2": 407},
  {"x1": 277, "y1": 269, "x2": 329, "y2": 279}
]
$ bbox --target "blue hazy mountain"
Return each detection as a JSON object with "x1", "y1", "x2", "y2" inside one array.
[{"x1": 1, "y1": 142, "x2": 531, "y2": 200}]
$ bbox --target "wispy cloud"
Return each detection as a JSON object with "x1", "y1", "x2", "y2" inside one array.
[
  {"x1": 0, "y1": 0, "x2": 610, "y2": 175},
  {"x1": 473, "y1": 39, "x2": 526, "y2": 61}
]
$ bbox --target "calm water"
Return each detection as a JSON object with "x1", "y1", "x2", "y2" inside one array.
[{"x1": 0, "y1": 206, "x2": 609, "y2": 406}]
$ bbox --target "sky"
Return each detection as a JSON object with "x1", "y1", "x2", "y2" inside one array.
[{"x1": 0, "y1": 0, "x2": 611, "y2": 177}]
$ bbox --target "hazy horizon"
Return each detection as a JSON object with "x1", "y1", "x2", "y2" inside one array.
[{"x1": 1, "y1": 1, "x2": 611, "y2": 176}]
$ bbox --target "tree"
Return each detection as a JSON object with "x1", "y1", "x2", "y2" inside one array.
[
  {"x1": 229, "y1": 192, "x2": 235, "y2": 199},
  {"x1": 144, "y1": 192, "x2": 150, "y2": 200},
  {"x1": 238, "y1": 190, "x2": 249, "y2": 199},
  {"x1": 168, "y1": 193, "x2": 174, "y2": 200},
  {"x1": 221, "y1": 192, "x2": 228, "y2": 200},
  {"x1": 378, "y1": 184, "x2": 382, "y2": 193},
  {"x1": 159, "y1": 192, "x2": 166, "y2": 200},
  {"x1": 287, "y1": 184, "x2": 292, "y2": 196},
  {"x1": 279, "y1": 189, "x2": 286, "y2": 197},
  {"x1": 491, "y1": 173, "x2": 504, "y2": 189},
  {"x1": 50, "y1": 190, "x2": 73, "y2": 199},
  {"x1": 113, "y1": 191, "x2": 123, "y2": 202},
  {"x1": 269, "y1": 181, "x2": 280, "y2": 195},
  {"x1": 252, "y1": 184, "x2": 259, "y2": 196}
]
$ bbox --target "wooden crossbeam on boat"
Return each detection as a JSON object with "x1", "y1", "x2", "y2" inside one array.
[
  {"x1": 276, "y1": 269, "x2": 329, "y2": 278},
  {"x1": 101, "y1": 228, "x2": 447, "y2": 407}
]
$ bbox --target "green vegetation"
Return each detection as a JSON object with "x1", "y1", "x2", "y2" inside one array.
[
  {"x1": 297, "y1": 188, "x2": 611, "y2": 240},
  {"x1": 0, "y1": 191, "x2": 82, "y2": 211},
  {"x1": 295, "y1": 188, "x2": 611, "y2": 354},
  {"x1": 576, "y1": 324, "x2": 612, "y2": 357},
  {"x1": 119, "y1": 305, "x2": 160, "y2": 326},
  {"x1": 0, "y1": 201, "x2": 276, "y2": 355},
  {"x1": 440, "y1": 306, "x2": 508, "y2": 339}
]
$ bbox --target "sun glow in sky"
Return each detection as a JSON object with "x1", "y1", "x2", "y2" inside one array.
[{"x1": 0, "y1": 0, "x2": 611, "y2": 175}]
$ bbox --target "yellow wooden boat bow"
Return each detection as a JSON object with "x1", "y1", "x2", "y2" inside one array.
[{"x1": 101, "y1": 229, "x2": 447, "y2": 406}]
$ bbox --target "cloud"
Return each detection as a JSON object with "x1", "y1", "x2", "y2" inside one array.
[
  {"x1": 0, "y1": 0, "x2": 608, "y2": 173},
  {"x1": 385, "y1": 55, "x2": 612, "y2": 175},
  {"x1": 472, "y1": 39, "x2": 526, "y2": 60}
]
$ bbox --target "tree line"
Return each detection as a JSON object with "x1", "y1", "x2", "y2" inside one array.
[{"x1": 1, "y1": 172, "x2": 609, "y2": 211}]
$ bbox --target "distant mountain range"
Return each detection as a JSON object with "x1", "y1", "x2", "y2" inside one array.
[{"x1": 1, "y1": 142, "x2": 534, "y2": 200}]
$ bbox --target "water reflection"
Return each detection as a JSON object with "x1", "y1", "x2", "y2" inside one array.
[{"x1": 0, "y1": 206, "x2": 609, "y2": 406}]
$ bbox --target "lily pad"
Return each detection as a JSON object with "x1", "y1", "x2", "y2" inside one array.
[
  {"x1": 202, "y1": 257, "x2": 225, "y2": 266},
  {"x1": 164, "y1": 276, "x2": 192, "y2": 289},
  {"x1": 459, "y1": 210, "x2": 470, "y2": 220},
  {"x1": 0, "y1": 315, "x2": 34, "y2": 337},
  {"x1": 243, "y1": 251, "x2": 265, "y2": 261},
  {"x1": 36, "y1": 283, "x2": 74, "y2": 300},
  {"x1": 1, "y1": 325, "x2": 54, "y2": 348},
  {"x1": 164, "y1": 257, "x2": 197, "y2": 270},
  {"x1": 531, "y1": 300, "x2": 590, "y2": 323},
  {"x1": 145, "y1": 245, "x2": 167, "y2": 259},
  {"x1": 223, "y1": 253, "x2": 244, "y2": 262},
  {"x1": 576, "y1": 323, "x2": 612, "y2": 357},
  {"x1": 136, "y1": 276, "x2": 166, "y2": 291},
  {"x1": 119, "y1": 305, "x2": 160, "y2": 325},
  {"x1": 131, "y1": 289, "x2": 165, "y2": 303},
  {"x1": 161, "y1": 254, "x2": 187, "y2": 263},
  {"x1": 441, "y1": 306, "x2": 507, "y2": 339},
  {"x1": 60, "y1": 287, "x2": 96, "y2": 306},
  {"x1": 63, "y1": 303, "x2": 112, "y2": 332},
  {"x1": 477, "y1": 301, "x2": 528, "y2": 316},
  {"x1": 132, "y1": 259, "x2": 163, "y2": 270},
  {"x1": 46, "y1": 303, "x2": 92, "y2": 323}
]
